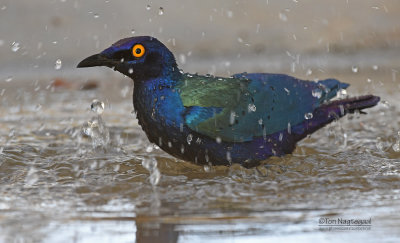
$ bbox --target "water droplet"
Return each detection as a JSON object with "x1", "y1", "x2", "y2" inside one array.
[
  {"x1": 338, "y1": 89, "x2": 347, "y2": 97},
  {"x1": 128, "y1": 68, "x2": 133, "y2": 74},
  {"x1": 279, "y1": 12, "x2": 288, "y2": 22},
  {"x1": 226, "y1": 151, "x2": 232, "y2": 163},
  {"x1": 376, "y1": 139, "x2": 384, "y2": 151},
  {"x1": 287, "y1": 122, "x2": 291, "y2": 134},
  {"x1": 35, "y1": 104, "x2": 42, "y2": 111},
  {"x1": 187, "y1": 134, "x2": 193, "y2": 145},
  {"x1": 351, "y1": 65, "x2": 359, "y2": 73},
  {"x1": 392, "y1": 142, "x2": 400, "y2": 152},
  {"x1": 25, "y1": 167, "x2": 38, "y2": 186},
  {"x1": 216, "y1": 137, "x2": 222, "y2": 144},
  {"x1": 312, "y1": 88, "x2": 322, "y2": 98},
  {"x1": 226, "y1": 10, "x2": 233, "y2": 18},
  {"x1": 5, "y1": 76, "x2": 13, "y2": 82},
  {"x1": 82, "y1": 116, "x2": 109, "y2": 148},
  {"x1": 54, "y1": 59, "x2": 62, "y2": 70},
  {"x1": 146, "y1": 5, "x2": 151, "y2": 10},
  {"x1": 229, "y1": 111, "x2": 236, "y2": 125},
  {"x1": 306, "y1": 69, "x2": 312, "y2": 76},
  {"x1": 146, "y1": 145, "x2": 154, "y2": 153},
  {"x1": 180, "y1": 145, "x2": 185, "y2": 154},
  {"x1": 131, "y1": 29, "x2": 136, "y2": 34},
  {"x1": 178, "y1": 54, "x2": 186, "y2": 65},
  {"x1": 93, "y1": 13, "x2": 99, "y2": 18},
  {"x1": 258, "y1": 118, "x2": 263, "y2": 125},
  {"x1": 91, "y1": 99, "x2": 105, "y2": 115},
  {"x1": 142, "y1": 157, "x2": 160, "y2": 186},
  {"x1": 248, "y1": 104, "x2": 256, "y2": 112},
  {"x1": 279, "y1": 133, "x2": 283, "y2": 141},
  {"x1": 372, "y1": 65, "x2": 378, "y2": 70},
  {"x1": 158, "y1": 7, "x2": 164, "y2": 15},
  {"x1": 11, "y1": 42, "x2": 20, "y2": 52},
  {"x1": 304, "y1": 112, "x2": 313, "y2": 119},
  {"x1": 284, "y1": 88, "x2": 290, "y2": 95},
  {"x1": 8, "y1": 129, "x2": 15, "y2": 137}
]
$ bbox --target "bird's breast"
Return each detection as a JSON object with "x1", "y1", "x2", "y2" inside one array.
[{"x1": 133, "y1": 81, "x2": 186, "y2": 144}]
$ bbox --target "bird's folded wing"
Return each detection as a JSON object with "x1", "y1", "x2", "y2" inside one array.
[{"x1": 177, "y1": 73, "x2": 349, "y2": 142}]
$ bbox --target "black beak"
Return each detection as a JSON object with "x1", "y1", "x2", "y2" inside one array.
[{"x1": 77, "y1": 54, "x2": 115, "y2": 68}]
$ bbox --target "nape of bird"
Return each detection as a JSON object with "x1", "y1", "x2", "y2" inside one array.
[{"x1": 77, "y1": 36, "x2": 380, "y2": 167}]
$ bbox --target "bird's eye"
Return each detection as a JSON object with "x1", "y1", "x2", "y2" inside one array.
[{"x1": 132, "y1": 44, "x2": 145, "y2": 58}]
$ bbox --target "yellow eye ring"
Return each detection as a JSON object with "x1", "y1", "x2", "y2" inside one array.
[{"x1": 132, "y1": 44, "x2": 145, "y2": 58}]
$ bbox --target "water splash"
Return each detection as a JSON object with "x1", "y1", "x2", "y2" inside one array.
[
  {"x1": 5, "y1": 76, "x2": 13, "y2": 82},
  {"x1": 24, "y1": 167, "x2": 38, "y2": 186},
  {"x1": 279, "y1": 12, "x2": 288, "y2": 22},
  {"x1": 351, "y1": 66, "x2": 359, "y2": 73},
  {"x1": 142, "y1": 157, "x2": 161, "y2": 186},
  {"x1": 91, "y1": 99, "x2": 104, "y2": 115},
  {"x1": 312, "y1": 88, "x2": 322, "y2": 98},
  {"x1": 304, "y1": 112, "x2": 313, "y2": 120},
  {"x1": 54, "y1": 59, "x2": 62, "y2": 70},
  {"x1": 82, "y1": 100, "x2": 109, "y2": 148},
  {"x1": 158, "y1": 7, "x2": 164, "y2": 15},
  {"x1": 248, "y1": 104, "x2": 256, "y2": 112},
  {"x1": 187, "y1": 134, "x2": 193, "y2": 145},
  {"x1": 11, "y1": 42, "x2": 20, "y2": 52}
]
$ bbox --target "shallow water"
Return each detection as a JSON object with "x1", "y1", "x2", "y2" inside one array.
[{"x1": 0, "y1": 62, "x2": 399, "y2": 242}]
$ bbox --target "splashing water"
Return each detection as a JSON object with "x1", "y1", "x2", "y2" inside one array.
[
  {"x1": 187, "y1": 134, "x2": 193, "y2": 145},
  {"x1": 11, "y1": 42, "x2": 20, "y2": 52},
  {"x1": 158, "y1": 7, "x2": 164, "y2": 15},
  {"x1": 248, "y1": 103, "x2": 256, "y2": 112},
  {"x1": 304, "y1": 112, "x2": 313, "y2": 120},
  {"x1": 90, "y1": 99, "x2": 104, "y2": 115},
  {"x1": 312, "y1": 88, "x2": 322, "y2": 98},
  {"x1": 82, "y1": 100, "x2": 109, "y2": 148},
  {"x1": 54, "y1": 59, "x2": 62, "y2": 70},
  {"x1": 141, "y1": 157, "x2": 161, "y2": 186},
  {"x1": 352, "y1": 65, "x2": 359, "y2": 73}
]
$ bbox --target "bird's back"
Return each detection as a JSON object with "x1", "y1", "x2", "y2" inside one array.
[{"x1": 177, "y1": 72, "x2": 349, "y2": 142}]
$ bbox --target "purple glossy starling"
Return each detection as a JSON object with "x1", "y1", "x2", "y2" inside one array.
[{"x1": 77, "y1": 36, "x2": 380, "y2": 167}]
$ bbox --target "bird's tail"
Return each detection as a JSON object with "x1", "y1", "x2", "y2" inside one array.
[{"x1": 292, "y1": 95, "x2": 380, "y2": 140}]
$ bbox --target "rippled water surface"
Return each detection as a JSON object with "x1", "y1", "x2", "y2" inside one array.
[{"x1": 0, "y1": 65, "x2": 399, "y2": 242}]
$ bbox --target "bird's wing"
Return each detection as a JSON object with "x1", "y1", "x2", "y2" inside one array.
[{"x1": 176, "y1": 73, "x2": 349, "y2": 142}]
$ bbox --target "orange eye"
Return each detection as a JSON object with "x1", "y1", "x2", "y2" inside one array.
[{"x1": 132, "y1": 44, "x2": 145, "y2": 58}]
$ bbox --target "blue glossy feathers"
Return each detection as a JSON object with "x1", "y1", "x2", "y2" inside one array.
[{"x1": 77, "y1": 36, "x2": 380, "y2": 167}]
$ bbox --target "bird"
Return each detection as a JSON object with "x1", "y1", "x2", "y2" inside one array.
[{"x1": 77, "y1": 36, "x2": 380, "y2": 167}]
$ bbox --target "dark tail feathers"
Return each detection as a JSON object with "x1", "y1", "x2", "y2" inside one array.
[{"x1": 294, "y1": 95, "x2": 380, "y2": 140}]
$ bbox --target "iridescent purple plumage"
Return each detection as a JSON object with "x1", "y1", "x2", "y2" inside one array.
[{"x1": 78, "y1": 36, "x2": 380, "y2": 167}]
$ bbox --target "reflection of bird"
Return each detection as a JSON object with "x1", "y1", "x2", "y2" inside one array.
[{"x1": 78, "y1": 36, "x2": 380, "y2": 167}]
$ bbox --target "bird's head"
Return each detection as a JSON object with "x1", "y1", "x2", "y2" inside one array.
[{"x1": 77, "y1": 36, "x2": 178, "y2": 82}]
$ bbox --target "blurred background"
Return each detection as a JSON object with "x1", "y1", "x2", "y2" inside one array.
[
  {"x1": 1, "y1": 1, "x2": 400, "y2": 242},
  {"x1": 1, "y1": 0, "x2": 399, "y2": 76}
]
